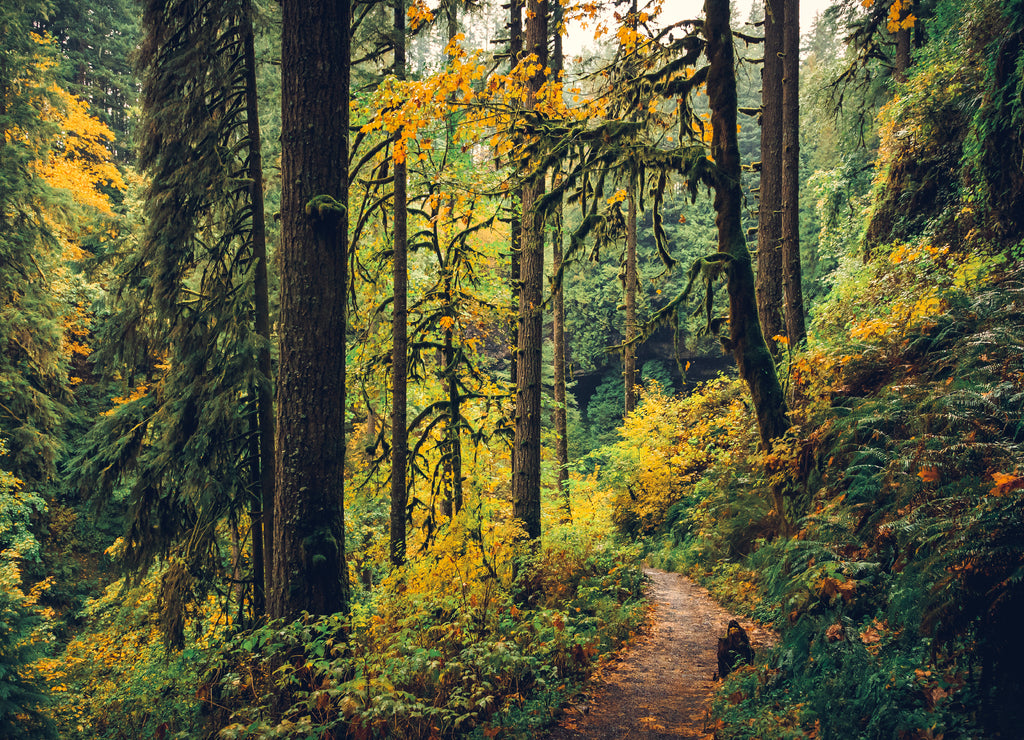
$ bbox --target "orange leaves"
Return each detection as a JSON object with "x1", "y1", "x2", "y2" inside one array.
[
  {"x1": 917, "y1": 466, "x2": 941, "y2": 484},
  {"x1": 859, "y1": 624, "x2": 882, "y2": 645},
  {"x1": 886, "y1": 0, "x2": 917, "y2": 32},
  {"x1": 817, "y1": 576, "x2": 857, "y2": 604},
  {"x1": 859, "y1": 0, "x2": 916, "y2": 31},
  {"x1": 850, "y1": 317, "x2": 895, "y2": 340},
  {"x1": 989, "y1": 471, "x2": 1024, "y2": 497},
  {"x1": 35, "y1": 85, "x2": 125, "y2": 215},
  {"x1": 407, "y1": 0, "x2": 434, "y2": 30},
  {"x1": 606, "y1": 188, "x2": 628, "y2": 206},
  {"x1": 102, "y1": 383, "x2": 151, "y2": 415}
]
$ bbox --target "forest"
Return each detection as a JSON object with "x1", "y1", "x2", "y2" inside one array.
[{"x1": 2, "y1": 0, "x2": 1023, "y2": 737}]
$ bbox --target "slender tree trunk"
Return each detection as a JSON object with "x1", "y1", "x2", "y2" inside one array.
[
  {"x1": 781, "y1": 0, "x2": 806, "y2": 345},
  {"x1": 271, "y1": 0, "x2": 351, "y2": 619},
  {"x1": 390, "y1": 0, "x2": 409, "y2": 568},
  {"x1": 756, "y1": 0, "x2": 784, "y2": 356},
  {"x1": 704, "y1": 0, "x2": 789, "y2": 449},
  {"x1": 247, "y1": 392, "x2": 265, "y2": 616},
  {"x1": 550, "y1": 4, "x2": 569, "y2": 520},
  {"x1": 623, "y1": 0, "x2": 639, "y2": 417},
  {"x1": 445, "y1": 317, "x2": 463, "y2": 515},
  {"x1": 624, "y1": 180, "x2": 638, "y2": 415},
  {"x1": 511, "y1": 0, "x2": 547, "y2": 541},
  {"x1": 442, "y1": 0, "x2": 463, "y2": 519},
  {"x1": 242, "y1": 0, "x2": 275, "y2": 612},
  {"x1": 551, "y1": 206, "x2": 570, "y2": 519},
  {"x1": 508, "y1": 0, "x2": 523, "y2": 478}
]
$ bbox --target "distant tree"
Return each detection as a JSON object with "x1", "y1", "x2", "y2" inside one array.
[
  {"x1": 271, "y1": 0, "x2": 351, "y2": 619},
  {"x1": 43, "y1": 0, "x2": 140, "y2": 163},
  {"x1": 550, "y1": 2, "x2": 570, "y2": 517},
  {"x1": 756, "y1": 0, "x2": 784, "y2": 355},
  {"x1": 622, "y1": 0, "x2": 640, "y2": 415},
  {"x1": 781, "y1": 0, "x2": 805, "y2": 344}
]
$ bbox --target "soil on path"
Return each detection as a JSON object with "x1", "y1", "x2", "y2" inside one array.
[{"x1": 546, "y1": 567, "x2": 775, "y2": 740}]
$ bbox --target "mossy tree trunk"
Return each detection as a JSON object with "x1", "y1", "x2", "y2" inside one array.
[
  {"x1": 389, "y1": 0, "x2": 409, "y2": 568},
  {"x1": 704, "y1": 0, "x2": 790, "y2": 449}
]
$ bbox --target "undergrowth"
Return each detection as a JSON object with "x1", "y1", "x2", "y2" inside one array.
[
  {"x1": 603, "y1": 256, "x2": 1023, "y2": 737},
  {"x1": 201, "y1": 533, "x2": 646, "y2": 739}
]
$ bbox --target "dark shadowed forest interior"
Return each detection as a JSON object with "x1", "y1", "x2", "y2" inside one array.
[{"x1": 2, "y1": 0, "x2": 1024, "y2": 736}]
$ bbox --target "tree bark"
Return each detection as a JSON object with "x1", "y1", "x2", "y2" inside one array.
[
  {"x1": 507, "y1": 0, "x2": 524, "y2": 481},
  {"x1": 271, "y1": 0, "x2": 351, "y2": 619},
  {"x1": 242, "y1": 0, "x2": 275, "y2": 613},
  {"x1": 444, "y1": 310, "x2": 463, "y2": 516},
  {"x1": 511, "y1": 0, "x2": 547, "y2": 541},
  {"x1": 756, "y1": 0, "x2": 784, "y2": 356},
  {"x1": 389, "y1": 0, "x2": 409, "y2": 568},
  {"x1": 781, "y1": 0, "x2": 806, "y2": 345},
  {"x1": 705, "y1": 0, "x2": 790, "y2": 449}
]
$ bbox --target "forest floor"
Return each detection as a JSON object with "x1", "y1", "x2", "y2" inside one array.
[{"x1": 546, "y1": 567, "x2": 776, "y2": 740}]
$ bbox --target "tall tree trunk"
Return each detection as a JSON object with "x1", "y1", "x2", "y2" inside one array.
[
  {"x1": 550, "y1": 9, "x2": 570, "y2": 519},
  {"x1": 442, "y1": 0, "x2": 463, "y2": 520},
  {"x1": 704, "y1": 0, "x2": 789, "y2": 449},
  {"x1": 390, "y1": 0, "x2": 409, "y2": 568},
  {"x1": 624, "y1": 179, "x2": 638, "y2": 415},
  {"x1": 271, "y1": 0, "x2": 351, "y2": 619},
  {"x1": 242, "y1": 0, "x2": 275, "y2": 613},
  {"x1": 508, "y1": 0, "x2": 523, "y2": 476},
  {"x1": 781, "y1": 0, "x2": 805, "y2": 345},
  {"x1": 623, "y1": 0, "x2": 639, "y2": 417},
  {"x1": 511, "y1": 0, "x2": 547, "y2": 541},
  {"x1": 247, "y1": 392, "x2": 265, "y2": 617},
  {"x1": 756, "y1": 0, "x2": 784, "y2": 356}
]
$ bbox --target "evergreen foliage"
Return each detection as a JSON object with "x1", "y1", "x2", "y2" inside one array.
[
  {"x1": 0, "y1": 448, "x2": 56, "y2": 738},
  {"x1": 73, "y1": 0, "x2": 274, "y2": 624},
  {"x1": 0, "y1": 1, "x2": 71, "y2": 485}
]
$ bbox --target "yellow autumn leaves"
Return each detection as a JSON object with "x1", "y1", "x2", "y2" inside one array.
[{"x1": 861, "y1": 0, "x2": 917, "y2": 32}]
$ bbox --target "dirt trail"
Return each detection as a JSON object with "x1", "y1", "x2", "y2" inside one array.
[{"x1": 546, "y1": 567, "x2": 775, "y2": 740}]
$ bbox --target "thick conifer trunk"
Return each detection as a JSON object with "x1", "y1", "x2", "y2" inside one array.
[
  {"x1": 271, "y1": 0, "x2": 351, "y2": 619},
  {"x1": 781, "y1": 0, "x2": 806, "y2": 345},
  {"x1": 511, "y1": 0, "x2": 547, "y2": 541},
  {"x1": 756, "y1": 0, "x2": 784, "y2": 355},
  {"x1": 705, "y1": 0, "x2": 789, "y2": 449},
  {"x1": 390, "y1": 0, "x2": 409, "y2": 568}
]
